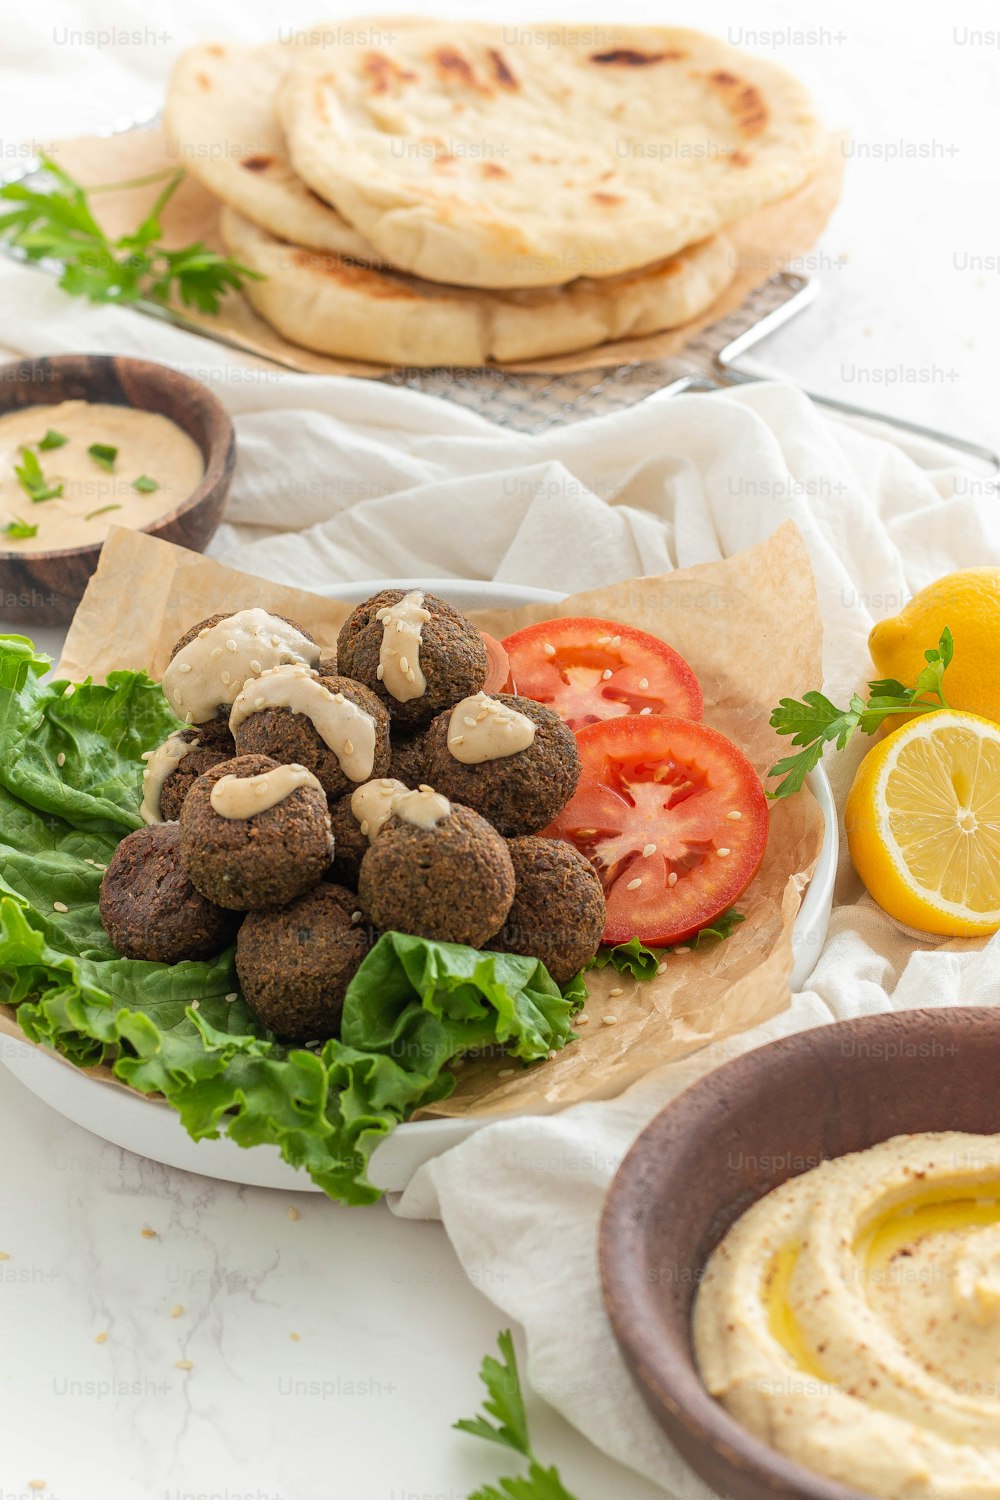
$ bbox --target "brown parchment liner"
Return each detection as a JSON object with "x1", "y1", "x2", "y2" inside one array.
[
  {"x1": 27, "y1": 128, "x2": 845, "y2": 378},
  {"x1": 0, "y1": 520, "x2": 825, "y2": 1122}
]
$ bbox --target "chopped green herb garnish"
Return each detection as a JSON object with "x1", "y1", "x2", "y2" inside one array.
[
  {"x1": 83, "y1": 504, "x2": 122, "y2": 521},
  {"x1": 87, "y1": 443, "x2": 117, "y2": 473},
  {"x1": 1, "y1": 516, "x2": 38, "y2": 540},
  {"x1": 768, "y1": 628, "x2": 954, "y2": 798},
  {"x1": 0, "y1": 158, "x2": 263, "y2": 313},
  {"x1": 38, "y1": 429, "x2": 68, "y2": 451},
  {"x1": 132, "y1": 474, "x2": 159, "y2": 493},
  {"x1": 456, "y1": 1331, "x2": 580, "y2": 1500},
  {"x1": 14, "y1": 446, "x2": 62, "y2": 503}
]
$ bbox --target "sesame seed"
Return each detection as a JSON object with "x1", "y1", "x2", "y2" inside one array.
[
  {"x1": 178, "y1": 663, "x2": 192, "y2": 674},
  {"x1": 597, "y1": 635, "x2": 612, "y2": 644},
  {"x1": 640, "y1": 707, "x2": 652, "y2": 716},
  {"x1": 674, "y1": 945, "x2": 691, "y2": 955},
  {"x1": 547, "y1": 1050, "x2": 558, "y2": 1060},
  {"x1": 577, "y1": 828, "x2": 597, "y2": 836},
  {"x1": 642, "y1": 842, "x2": 656, "y2": 857},
  {"x1": 667, "y1": 872, "x2": 678, "y2": 887},
  {"x1": 601, "y1": 1014, "x2": 619, "y2": 1026},
  {"x1": 400, "y1": 657, "x2": 408, "y2": 673},
  {"x1": 64, "y1": 685, "x2": 74, "y2": 698},
  {"x1": 288, "y1": 1206, "x2": 300, "y2": 1222},
  {"x1": 225, "y1": 992, "x2": 238, "y2": 1003},
  {"x1": 0, "y1": 1252, "x2": 9, "y2": 1261},
  {"x1": 653, "y1": 765, "x2": 670, "y2": 781},
  {"x1": 95, "y1": 1332, "x2": 108, "y2": 1345},
  {"x1": 656, "y1": 961, "x2": 668, "y2": 975},
  {"x1": 351, "y1": 911, "x2": 363, "y2": 924},
  {"x1": 175, "y1": 1360, "x2": 193, "y2": 1371},
  {"x1": 407, "y1": 670, "x2": 416, "y2": 683},
  {"x1": 609, "y1": 987, "x2": 624, "y2": 997},
  {"x1": 27, "y1": 1483, "x2": 46, "y2": 1493},
  {"x1": 498, "y1": 1068, "x2": 515, "y2": 1078},
  {"x1": 250, "y1": 660, "x2": 262, "y2": 673},
  {"x1": 717, "y1": 847, "x2": 731, "y2": 857},
  {"x1": 577, "y1": 1015, "x2": 590, "y2": 1024},
  {"x1": 198, "y1": 628, "x2": 210, "y2": 639},
  {"x1": 343, "y1": 740, "x2": 354, "y2": 756},
  {"x1": 602, "y1": 669, "x2": 613, "y2": 680},
  {"x1": 255, "y1": 697, "x2": 266, "y2": 710},
  {"x1": 543, "y1": 643, "x2": 555, "y2": 656},
  {"x1": 360, "y1": 818, "x2": 371, "y2": 836},
  {"x1": 56, "y1": 752, "x2": 66, "y2": 768},
  {"x1": 190, "y1": 1000, "x2": 200, "y2": 1010},
  {"x1": 626, "y1": 878, "x2": 642, "y2": 891},
  {"x1": 450, "y1": 735, "x2": 465, "y2": 747},
  {"x1": 140, "y1": 1227, "x2": 157, "y2": 1240},
  {"x1": 376, "y1": 665, "x2": 385, "y2": 680},
  {"x1": 84, "y1": 858, "x2": 97, "y2": 866},
  {"x1": 639, "y1": 678, "x2": 649, "y2": 689},
  {"x1": 610, "y1": 635, "x2": 621, "y2": 647},
  {"x1": 211, "y1": 647, "x2": 223, "y2": 660},
  {"x1": 290, "y1": 1331, "x2": 300, "y2": 1341},
  {"x1": 271, "y1": 636, "x2": 281, "y2": 648},
  {"x1": 171, "y1": 1305, "x2": 184, "y2": 1318},
  {"x1": 727, "y1": 810, "x2": 742, "y2": 820},
  {"x1": 53, "y1": 901, "x2": 68, "y2": 914},
  {"x1": 221, "y1": 671, "x2": 231, "y2": 686},
  {"x1": 226, "y1": 640, "x2": 237, "y2": 652}
]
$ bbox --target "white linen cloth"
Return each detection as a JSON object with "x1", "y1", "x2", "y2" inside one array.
[{"x1": 2, "y1": 253, "x2": 999, "y2": 1497}]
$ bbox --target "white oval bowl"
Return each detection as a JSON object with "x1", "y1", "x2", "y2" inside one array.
[{"x1": 0, "y1": 578, "x2": 837, "y2": 1194}]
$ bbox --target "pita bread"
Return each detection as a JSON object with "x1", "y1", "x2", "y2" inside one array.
[
  {"x1": 164, "y1": 38, "x2": 379, "y2": 259},
  {"x1": 277, "y1": 22, "x2": 823, "y2": 288},
  {"x1": 220, "y1": 206, "x2": 735, "y2": 366}
]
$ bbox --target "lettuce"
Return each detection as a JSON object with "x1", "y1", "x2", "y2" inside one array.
[{"x1": 0, "y1": 637, "x2": 578, "y2": 1202}]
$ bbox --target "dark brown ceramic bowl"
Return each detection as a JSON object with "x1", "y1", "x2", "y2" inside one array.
[
  {"x1": 600, "y1": 1006, "x2": 1000, "y2": 1500},
  {"x1": 0, "y1": 353, "x2": 235, "y2": 625}
]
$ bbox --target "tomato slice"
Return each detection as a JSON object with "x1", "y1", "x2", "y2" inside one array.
[
  {"x1": 543, "y1": 715, "x2": 768, "y2": 946},
  {"x1": 501, "y1": 616, "x2": 702, "y2": 731},
  {"x1": 480, "y1": 631, "x2": 510, "y2": 694}
]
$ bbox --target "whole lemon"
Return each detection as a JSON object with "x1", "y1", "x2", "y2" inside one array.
[{"x1": 869, "y1": 569, "x2": 1000, "y2": 723}]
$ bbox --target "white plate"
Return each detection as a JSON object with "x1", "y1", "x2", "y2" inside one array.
[{"x1": 0, "y1": 579, "x2": 837, "y2": 1194}]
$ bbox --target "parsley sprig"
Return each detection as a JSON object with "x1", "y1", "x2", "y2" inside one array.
[
  {"x1": 0, "y1": 158, "x2": 260, "y2": 313},
  {"x1": 768, "y1": 628, "x2": 954, "y2": 798},
  {"x1": 14, "y1": 446, "x2": 62, "y2": 502},
  {"x1": 456, "y1": 1331, "x2": 579, "y2": 1500}
]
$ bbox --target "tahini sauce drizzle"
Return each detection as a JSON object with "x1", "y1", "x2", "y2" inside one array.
[
  {"x1": 140, "y1": 731, "x2": 197, "y2": 824},
  {"x1": 230, "y1": 664, "x2": 377, "y2": 782},
  {"x1": 351, "y1": 778, "x2": 409, "y2": 842},
  {"x1": 447, "y1": 692, "x2": 536, "y2": 763},
  {"x1": 391, "y1": 786, "x2": 451, "y2": 830},
  {"x1": 375, "y1": 591, "x2": 430, "y2": 703},
  {"x1": 209, "y1": 763, "x2": 324, "y2": 820},
  {"x1": 161, "y1": 609, "x2": 321, "y2": 724}
]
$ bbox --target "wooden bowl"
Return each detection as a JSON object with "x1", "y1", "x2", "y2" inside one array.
[
  {"x1": 599, "y1": 1006, "x2": 1000, "y2": 1500},
  {"x1": 0, "y1": 353, "x2": 235, "y2": 625}
]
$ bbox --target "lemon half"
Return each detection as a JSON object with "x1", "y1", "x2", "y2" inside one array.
[{"x1": 846, "y1": 710, "x2": 1000, "y2": 936}]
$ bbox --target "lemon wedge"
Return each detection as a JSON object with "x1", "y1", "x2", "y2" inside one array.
[{"x1": 845, "y1": 710, "x2": 1000, "y2": 936}]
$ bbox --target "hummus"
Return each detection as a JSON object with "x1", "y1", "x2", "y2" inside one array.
[
  {"x1": 0, "y1": 400, "x2": 203, "y2": 551},
  {"x1": 693, "y1": 1132, "x2": 1000, "y2": 1498}
]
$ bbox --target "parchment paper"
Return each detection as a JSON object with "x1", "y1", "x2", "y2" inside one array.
[
  {"x1": 9, "y1": 519, "x2": 827, "y2": 1120},
  {"x1": 40, "y1": 128, "x2": 845, "y2": 378}
]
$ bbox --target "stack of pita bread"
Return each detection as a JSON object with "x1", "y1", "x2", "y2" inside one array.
[{"x1": 165, "y1": 20, "x2": 824, "y2": 367}]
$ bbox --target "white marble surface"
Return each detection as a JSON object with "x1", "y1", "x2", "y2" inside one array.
[{"x1": 0, "y1": 1, "x2": 997, "y2": 1497}]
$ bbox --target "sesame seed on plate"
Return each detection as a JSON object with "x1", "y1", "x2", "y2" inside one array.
[
  {"x1": 210, "y1": 647, "x2": 222, "y2": 661},
  {"x1": 250, "y1": 660, "x2": 262, "y2": 674},
  {"x1": 639, "y1": 677, "x2": 649, "y2": 689},
  {"x1": 0, "y1": 1252, "x2": 9, "y2": 1261},
  {"x1": 498, "y1": 1068, "x2": 515, "y2": 1078},
  {"x1": 597, "y1": 635, "x2": 611, "y2": 644},
  {"x1": 609, "y1": 987, "x2": 624, "y2": 997},
  {"x1": 290, "y1": 1332, "x2": 301, "y2": 1341},
  {"x1": 178, "y1": 663, "x2": 192, "y2": 675},
  {"x1": 225, "y1": 992, "x2": 238, "y2": 1003},
  {"x1": 543, "y1": 643, "x2": 555, "y2": 656},
  {"x1": 667, "y1": 871, "x2": 678, "y2": 887},
  {"x1": 288, "y1": 1206, "x2": 300, "y2": 1222},
  {"x1": 602, "y1": 669, "x2": 613, "y2": 680},
  {"x1": 226, "y1": 640, "x2": 237, "y2": 652},
  {"x1": 577, "y1": 1015, "x2": 590, "y2": 1024},
  {"x1": 674, "y1": 945, "x2": 691, "y2": 955},
  {"x1": 727, "y1": 809, "x2": 742, "y2": 820},
  {"x1": 171, "y1": 1305, "x2": 184, "y2": 1318},
  {"x1": 175, "y1": 1360, "x2": 193, "y2": 1372},
  {"x1": 140, "y1": 1227, "x2": 157, "y2": 1240},
  {"x1": 27, "y1": 1483, "x2": 46, "y2": 1493},
  {"x1": 56, "y1": 752, "x2": 66, "y2": 768},
  {"x1": 626, "y1": 877, "x2": 642, "y2": 890},
  {"x1": 255, "y1": 697, "x2": 266, "y2": 710},
  {"x1": 610, "y1": 635, "x2": 621, "y2": 647},
  {"x1": 717, "y1": 847, "x2": 731, "y2": 857},
  {"x1": 376, "y1": 665, "x2": 385, "y2": 679},
  {"x1": 351, "y1": 911, "x2": 363, "y2": 924},
  {"x1": 343, "y1": 740, "x2": 354, "y2": 756},
  {"x1": 656, "y1": 961, "x2": 669, "y2": 975},
  {"x1": 94, "y1": 1332, "x2": 108, "y2": 1345},
  {"x1": 53, "y1": 901, "x2": 68, "y2": 914},
  {"x1": 601, "y1": 1014, "x2": 619, "y2": 1026},
  {"x1": 642, "y1": 842, "x2": 656, "y2": 857}
]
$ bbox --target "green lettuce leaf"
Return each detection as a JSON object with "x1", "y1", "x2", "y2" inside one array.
[
  {"x1": 0, "y1": 636, "x2": 579, "y2": 1201},
  {"x1": 589, "y1": 908, "x2": 747, "y2": 980}
]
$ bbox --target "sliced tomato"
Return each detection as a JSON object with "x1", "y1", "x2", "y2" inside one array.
[
  {"x1": 480, "y1": 631, "x2": 510, "y2": 694},
  {"x1": 501, "y1": 616, "x2": 702, "y2": 731},
  {"x1": 544, "y1": 715, "x2": 768, "y2": 946}
]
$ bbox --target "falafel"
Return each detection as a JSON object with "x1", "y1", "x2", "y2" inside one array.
[
  {"x1": 423, "y1": 693, "x2": 580, "y2": 838},
  {"x1": 162, "y1": 609, "x2": 320, "y2": 738},
  {"x1": 230, "y1": 671, "x2": 391, "y2": 800},
  {"x1": 336, "y1": 589, "x2": 488, "y2": 730},
  {"x1": 388, "y1": 727, "x2": 429, "y2": 787},
  {"x1": 179, "y1": 754, "x2": 333, "y2": 910},
  {"x1": 327, "y1": 792, "x2": 370, "y2": 889},
  {"x1": 100, "y1": 822, "x2": 239, "y2": 963},
  {"x1": 236, "y1": 883, "x2": 371, "y2": 1041},
  {"x1": 489, "y1": 837, "x2": 606, "y2": 985},
  {"x1": 358, "y1": 797, "x2": 514, "y2": 947},
  {"x1": 158, "y1": 738, "x2": 235, "y2": 822}
]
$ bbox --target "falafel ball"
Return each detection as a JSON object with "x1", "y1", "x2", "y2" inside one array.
[
  {"x1": 100, "y1": 822, "x2": 239, "y2": 964},
  {"x1": 336, "y1": 589, "x2": 488, "y2": 730},
  {"x1": 318, "y1": 651, "x2": 338, "y2": 676},
  {"x1": 159, "y1": 738, "x2": 234, "y2": 822},
  {"x1": 388, "y1": 727, "x2": 428, "y2": 787},
  {"x1": 358, "y1": 801, "x2": 514, "y2": 947},
  {"x1": 167, "y1": 611, "x2": 318, "y2": 741},
  {"x1": 423, "y1": 694, "x2": 580, "y2": 838},
  {"x1": 179, "y1": 754, "x2": 333, "y2": 910},
  {"x1": 231, "y1": 674, "x2": 391, "y2": 801},
  {"x1": 236, "y1": 883, "x2": 371, "y2": 1041},
  {"x1": 327, "y1": 792, "x2": 370, "y2": 889},
  {"x1": 489, "y1": 837, "x2": 606, "y2": 985}
]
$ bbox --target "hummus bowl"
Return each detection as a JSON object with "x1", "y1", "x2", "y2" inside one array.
[
  {"x1": 0, "y1": 353, "x2": 235, "y2": 624},
  {"x1": 599, "y1": 1006, "x2": 1000, "y2": 1500}
]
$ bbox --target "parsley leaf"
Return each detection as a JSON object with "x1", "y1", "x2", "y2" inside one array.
[
  {"x1": 457, "y1": 1332, "x2": 580, "y2": 1500},
  {"x1": 767, "y1": 629, "x2": 953, "y2": 799},
  {"x1": 38, "y1": 428, "x2": 68, "y2": 450},
  {"x1": 84, "y1": 504, "x2": 122, "y2": 521},
  {"x1": 0, "y1": 158, "x2": 262, "y2": 314},
  {"x1": 132, "y1": 474, "x2": 159, "y2": 493},
  {"x1": 589, "y1": 910, "x2": 746, "y2": 979},
  {"x1": 87, "y1": 443, "x2": 117, "y2": 472},
  {"x1": 1, "y1": 516, "x2": 38, "y2": 540},
  {"x1": 14, "y1": 446, "x2": 62, "y2": 503}
]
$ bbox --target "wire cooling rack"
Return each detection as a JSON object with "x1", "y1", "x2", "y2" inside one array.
[{"x1": 2, "y1": 114, "x2": 996, "y2": 466}]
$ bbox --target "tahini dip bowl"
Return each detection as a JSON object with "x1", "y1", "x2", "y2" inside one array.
[
  {"x1": 598, "y1": 1006, "x2": 1000, "y2": 1500},
  {"x1": 0, "y1": 353, "x2": 235, "y2": 625}
]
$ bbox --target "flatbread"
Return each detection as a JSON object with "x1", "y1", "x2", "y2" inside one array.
[
  {"x1": 219, "y1": 206, "x2": 735, "y2": 366},
  {"x1": 164, "y1": 37, "x2": 379, "y2": 259},
  {"x1": 276, "y1": 22, "x2": 824, "y2": 288}
]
